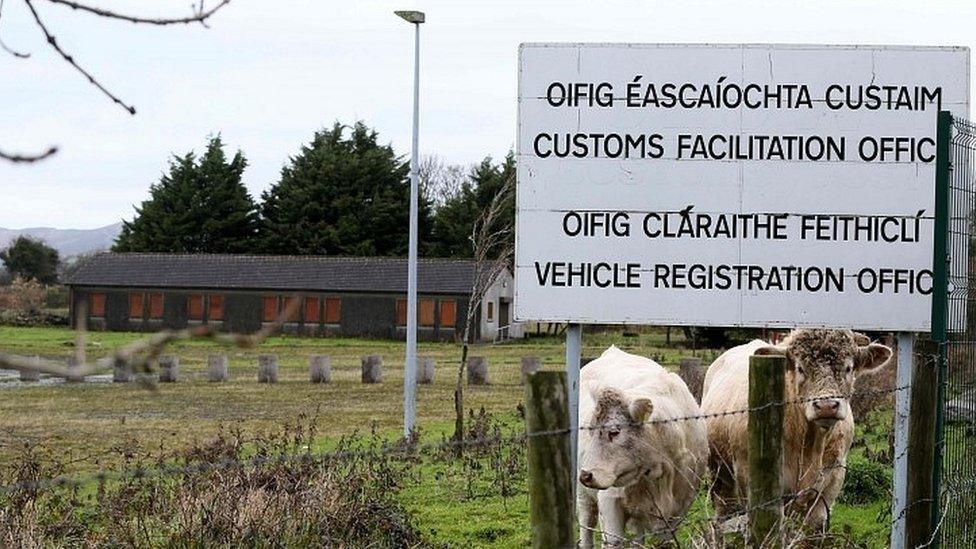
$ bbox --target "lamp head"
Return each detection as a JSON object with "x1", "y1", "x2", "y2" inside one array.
[{"x1": 395, "y1": 10, "x2": 425, "y2": 24}]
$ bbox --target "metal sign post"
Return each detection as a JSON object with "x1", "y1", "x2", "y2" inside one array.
[{"x1": 891, "y1": 332, "x2": 915, "y2": 549}]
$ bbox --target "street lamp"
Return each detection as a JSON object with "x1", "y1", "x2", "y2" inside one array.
[{"x1": 396, "y1": 9, "x2": 424, "y2": 439}]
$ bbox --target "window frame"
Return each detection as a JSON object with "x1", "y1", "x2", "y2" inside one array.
[
  {"x1": 304, "y1": 296, "x2": 321, "y2": 324},
  {"x1": 262, "y1": 295, "x2": 279, "y2": 322},
  {"x1": 324, "y1": 297, "x2": 341, "y2": 324},
  {"x1": 439, "y1": 299, "x2": 456, "y2": 328},
  {"x1": 208, "y1": 294, "x2": 224, "y2": 321},
  {"x1": 188, "y1": 294, "x2": 204, "y2": 321},
  {"x1": 89, "y1": 292, "x2": 106, "y2": 318},
  {"x1": 148, "y1": 293, "x2": 164, "y2": 320},
  {"x1": 129, "y1": 292, "x2": 144, "y2": 319}
]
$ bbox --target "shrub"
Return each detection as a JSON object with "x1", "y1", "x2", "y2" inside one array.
[{"x1": 840, "y1": 453, "x2": 891, "y2": 505}]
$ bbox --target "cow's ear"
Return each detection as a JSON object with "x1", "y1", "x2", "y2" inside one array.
[
  {"x1": 852, "y1": 332, "x2": 871, "y2": 346},
  {"x1": 754, "y1": 345, "x2": 795, "y2": 370},
  {"x1": 855, "y1": 343, "x2": 892, "y2": 374},
  {"x1": 628, "y1": 397, "x2": 654, "y2": 424}
]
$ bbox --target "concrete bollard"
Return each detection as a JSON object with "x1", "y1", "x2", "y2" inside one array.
[
  {"x1": 208, "y1": 354, "x2": 228, "y2": 382},
  {"x1": 309, "y1": 355, "x2": 332, "y2": 383},
  {"x1": 258, "y1": 355, "x2": 279, "y2": 383},
  {"x1": 679, "y1": 357, "x2": 705, "y2": 403},
  {"x1": 467, "y1": 356, "x2": 489, "y2": 386},
  {"x1": 520, "y1": 356, "x2": 541, "y2": 385},
  {"x1": 361, "y1": 355, "x2": 382, "y2": 383},
  {"x1": 113, "y1": 357, "x2": 131, "y2": 383},
  {"x1": 20, "y1": 356, "x2": 40, "y2": 382},
  {"x1": 66, "y1": 355, "x2": 83, "y2": 382},
  {"x1": 417, "y1": 356, "x2": 435, "y2": 384},
  {"x1": 158, "y1": 355, "x2": 179, "y2": 383}
]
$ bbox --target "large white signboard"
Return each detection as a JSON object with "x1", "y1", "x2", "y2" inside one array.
[{"x1": 515, "y1": 44, "x2": 969, "y2": 331}]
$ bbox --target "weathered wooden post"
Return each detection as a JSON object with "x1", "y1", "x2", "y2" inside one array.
[
  {"x1": 748, "y1": 354, "x2": 785, "y2": 547},
  {"x1": 466, "y1": 356, "x2": 488, "y2": 385},
  {"x1": 258, "y1": 355, "x2": 278, "y2": 383},
  {"x1": 524, "y1": 371, "x2": 574, "y2": 548},
  {"x1": 19, "y1": 356, "x2": 40, "y2": 382},
  {"x1": 361, "y1": 354, "x2": 382, "y2": 383},
  {"x1": 520, "y1": 356, "x2": 541, "y2": 385},
  {"x1": 112, "y1": 356, "x2": 131, "y2": 383},
  {"x1": 207, "y1": 354, "x2": 228, "y2": 382},
  {"x1": 309, "y1": 355, "x2": 331, "y2": 383},
  {"x1": 679, "y1": 357, "x2": 704, "y2": 402},
  {"x1": 158, "y1": 355, "x2": 179, "y2": 382},
  {"x1": 906, "y1": 340, "x2": 938, "y2": 547},
  {"x1": 417, "y1": 356, "x2": 435, "y2": 384}
]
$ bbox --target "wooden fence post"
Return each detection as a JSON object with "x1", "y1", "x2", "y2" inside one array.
[
  {"x1": 906, "y1": 340, "x2": 938, "y2": 547},
  {"x1": 679, "y1": 357, "x2": 704, "y2": 402},
  {"x1": 748, "y1": 354, "x2": 785, "y2": 547},
  {"x1": 524, "y1": 371, "x2": 574, "y2": 548}
]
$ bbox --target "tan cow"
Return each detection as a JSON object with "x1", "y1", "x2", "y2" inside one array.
[
  {"x1": 577, "y1": 346, "x2": 709, "y2": 547},
  {"x1": 701, "y1": 329, "x2": 892, "y2": 530}
]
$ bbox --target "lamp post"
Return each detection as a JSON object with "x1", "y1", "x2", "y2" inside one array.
[{"x1": 395, "y1": 9, "x2": 424, "y2": 439}]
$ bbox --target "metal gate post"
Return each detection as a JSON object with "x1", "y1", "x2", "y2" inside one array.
[
  {"x1": 565, "y1": 324, "x2": 582, "y2": 497},
  {"x1": 929, "y1": 110, "x2": 953, "y2": 542}
]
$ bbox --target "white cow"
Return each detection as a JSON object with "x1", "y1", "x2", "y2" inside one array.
[
  {"x1": 701, "y1": 329, "x2": 892, "y2": 530},
  {"x1": 577, "y1": 346, "x2": 709, "y2": 547}
]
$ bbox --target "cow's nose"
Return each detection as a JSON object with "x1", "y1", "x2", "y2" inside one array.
[
  {"x1": 579, "y1": 470, "x2": 594, "y2": 486},
  {"x1": 813, "y1": 399, "x2": 841, "y2": 414}
]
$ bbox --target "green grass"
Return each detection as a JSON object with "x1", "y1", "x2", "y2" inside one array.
[{"x1": 0, "y1": 326, "x2": 896, "y2": 546}]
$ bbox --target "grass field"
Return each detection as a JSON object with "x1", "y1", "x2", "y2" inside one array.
[{"x1": 0, "y1": 326, "x2": 895, "y2": 547}]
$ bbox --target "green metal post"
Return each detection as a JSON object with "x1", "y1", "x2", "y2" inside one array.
[{"x1": 930, "y1": 110, "x2": 952, "y2": 542}]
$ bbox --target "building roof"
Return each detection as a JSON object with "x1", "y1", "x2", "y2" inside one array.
[{"x1": 66, "y1": 253, "x2": 483, "y2": 295}]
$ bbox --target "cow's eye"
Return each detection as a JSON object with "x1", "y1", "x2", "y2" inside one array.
[
  {"x1": 797, "y1": 366, "x2": 805, "y2": 376},
  {"x1": 845, "y1": 365, "x2": 853, "y2": 374}
]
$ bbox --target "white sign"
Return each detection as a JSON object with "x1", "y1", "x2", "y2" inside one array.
[{"x1": 515, "y1": 44, "x2": 969, "y2": 331}]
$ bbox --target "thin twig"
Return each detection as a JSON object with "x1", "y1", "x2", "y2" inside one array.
[
  {"x1": 0, "y1": 0, "x2": 31, "y2": 57},
  {"x1": 0, "y1": 145, "x2": 58, "y2": 162},
  {"x1": 24, "y1": 0, "x2": 137, "y2": 114},
  {"x1": 44, "y1": 0, "x2": 231, "y2": 27}
]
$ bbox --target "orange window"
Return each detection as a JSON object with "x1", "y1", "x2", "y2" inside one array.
[
  {"x1": 325, "y1": 297, "x2": 341, "y2": 324},
  {"x1": 284, "y1": 296, "x2": 301, "y2": 321},
  {"x1": 262, "y1": 296, "x2": 278, "y2": 322},
  {"x1": 304, "y1": 297, "x2": 320, "y2": 323},
  {"x1": 439, "y1": 299, "x2": 456, "y2": 327},
  {"x1": 487, "y1": 301, "x2": 494, "y2": 322},
  {"x1": 188, "y1": 294, "x2": 204, "y2": 320},
  {"x1": 89, "y1": 293, "x2": 106, "y2": 317},
  {"x1": 148, "y1": 293, "x2": 164, "y2": 319},
  {"x1": 208, "y1": 295, "x2": 224, "y2": 321},
  {"x1": 419, "y1": 298, "x2": 435, "y2": 327},
  {"x1": 129, "y1": 293, "x2": 144, "y2": 318},
  {"x1": 396, "y1": 298, "x2": 407, "y2": 326}
]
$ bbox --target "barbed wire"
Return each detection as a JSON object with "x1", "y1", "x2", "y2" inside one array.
[{"x1": 0, "y1": 382, "x2": 912, "y2": 499}]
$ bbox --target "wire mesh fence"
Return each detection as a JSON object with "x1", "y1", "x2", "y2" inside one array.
[{"x1": 936, "y1": 114, "x2": 976, "y2": 548}]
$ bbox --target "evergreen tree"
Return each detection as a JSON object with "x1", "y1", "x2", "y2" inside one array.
[
  {"x1": 430, "y1": 152, "x2": 515, "y2": 258},
  {"x1": 114, "y1": 136, "x2": 260, "y2": 253},
  {"x1": 0, "y1": 236, "x2": 60, "y2": 284},
  {"x1": 258, "y1": 122, "x2": 431, "y2": 256}
]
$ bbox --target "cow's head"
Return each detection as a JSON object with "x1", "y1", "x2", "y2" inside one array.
[
  {"x1": 756, "y1": 330, "x2": 891, "y2": 428},
  {"x1": 578, "y1": 388, "x2": 655, "y2": 490}
]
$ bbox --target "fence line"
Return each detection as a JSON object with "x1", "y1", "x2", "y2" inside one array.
[{"x1": 0, "y1": 382, "x2": 913, "y2": 497}]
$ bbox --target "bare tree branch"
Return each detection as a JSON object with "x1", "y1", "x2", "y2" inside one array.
[
  {"x1": 23, "y1": 0, "x2": 136, "y2": 114},
  {"x1": 44, "y1": 0, "x2": 231, "y2": 27},
  {"x1": 0, "y1": 145, "x2": 58, "y2": 162},
  {"x1": 0, "y1": 0, "x2": 31, "y2": 57}
]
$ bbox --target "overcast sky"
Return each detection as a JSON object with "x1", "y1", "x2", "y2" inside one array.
[{"x1": 1, "y1": 0, "x2": 974, "y2": 229}]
